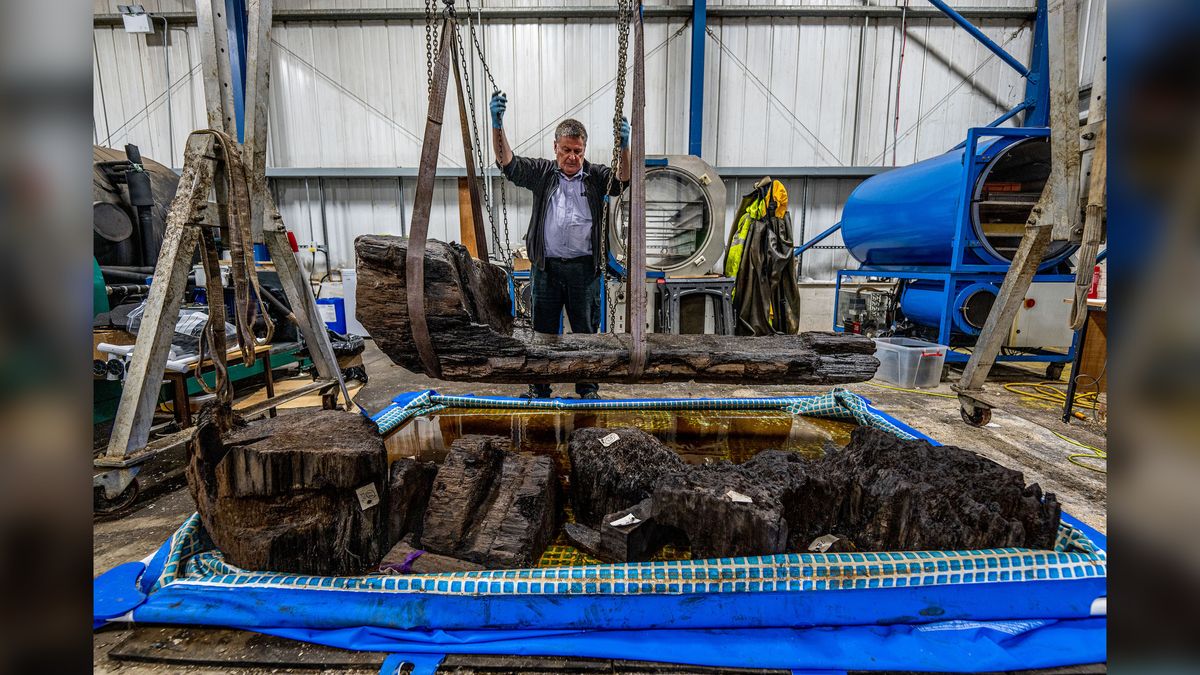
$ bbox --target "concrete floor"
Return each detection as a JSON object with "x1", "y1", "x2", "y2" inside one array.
[{"x1": 93, "y1": 339, "x2": 1107, "y2": 673}]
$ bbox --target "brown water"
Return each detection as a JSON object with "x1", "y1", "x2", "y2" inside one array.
[
  {"x1": 385, "y1": 408, "x2": 854, "y2": 468},
  {"x1": 383, "y1": 408, "x2": 857, "y2": 567}
]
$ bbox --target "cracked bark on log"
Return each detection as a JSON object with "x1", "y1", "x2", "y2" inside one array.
[{"x1": 354, "y1": 235, "x2": 879, "y2": 384}]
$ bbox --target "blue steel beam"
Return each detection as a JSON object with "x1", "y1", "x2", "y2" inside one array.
[
  {"x1": 687, "y1": 0, "x2": 706, "y2": 157},
  {"x1": 926, "y1": 0, "x2": 1030, "y2": 78},
  {"x1": 985, "y1": 100, "x2": 1030, "y2": 128},
  {"x1": 793, "y1": 222, "x2": 842, "y2": 257},
  {"x1": 225, "y1": 0, "x2": 249, "y2": 142},
  {"x1": 1022, "y1": 0, "x2": 1050, "y2": 126}
]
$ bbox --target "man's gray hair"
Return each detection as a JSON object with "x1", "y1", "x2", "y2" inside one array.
[{"x1": 554, "y1": 118, "x2": 588, "y2": 143}]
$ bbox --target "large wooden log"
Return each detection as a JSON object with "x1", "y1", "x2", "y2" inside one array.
[
  {"x1": 186, "y1": 408, "x2": 391, "y2": 575},
  {"x1": 355, "y1": 235, "x2": 879, "y2": 384}
]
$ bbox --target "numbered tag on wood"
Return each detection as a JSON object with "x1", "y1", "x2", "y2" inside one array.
[{"x1": 356, "y1": 483, "x2": 381, "y2": 511}]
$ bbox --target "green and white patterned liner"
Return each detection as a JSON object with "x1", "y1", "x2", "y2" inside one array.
[{"x1": 148, "y1": 388, "x2": 1105, "y2": 597}]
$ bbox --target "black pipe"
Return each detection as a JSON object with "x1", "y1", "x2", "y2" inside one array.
[
  {"x1": 106, "y1": 284, "x2": 151, "y2": 295},
  {"x1": 258, "y1": 286, "x2": 299, "y2": 325},
  {"x1": 101, "y1": 268, "x2": 156, "y2": 283},
  {"x1": 101, "y1": 265, "x2": 156, "y2": 274},
  {"x1": 101, "y1": 268, "x2": 196, "y2": 284}
]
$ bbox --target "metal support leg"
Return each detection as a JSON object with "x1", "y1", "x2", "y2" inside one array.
[
  {"x1": 955, "y1": 225, "x2": 1053, "y2": 426},
  {"x1": 951, "y1": 0, "x2": 1081, "y2": 426},
  {"x1": 96, "y1": 135, "x2": 214, "y2": 499}
]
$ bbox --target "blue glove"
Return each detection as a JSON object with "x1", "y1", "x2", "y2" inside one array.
[
  {"x1": 489, "y1": 91, "x2": 507, "y2": 129},
  {"x1": 619, "y1": 116, "x2": 631, "y2": 148}
]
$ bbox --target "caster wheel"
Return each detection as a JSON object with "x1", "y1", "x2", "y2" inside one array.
[
  {"x1": 1045, "y1": 362, "x2": 1065, "y2": 381},
  {"x1": 94, "y1": 478, "x2": 140, "y2": 514},
  {"x1": 960, "y1": 404, "x2": 992, "y2": 427}
]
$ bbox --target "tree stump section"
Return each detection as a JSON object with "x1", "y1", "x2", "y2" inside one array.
[
  {"x1": 420, "y1": 436, "x2": 562, "y2": 568},
  {"x1": 187, "y1": 409, "x2": 390, "y2": 575},
  {"x1": 355, "y1": 235, "x2": 879, "y2": 384}
]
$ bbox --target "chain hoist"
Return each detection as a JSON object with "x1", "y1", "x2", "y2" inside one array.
[{"x1": 605, "y1": 0, "x2": 634, "y2": 332}]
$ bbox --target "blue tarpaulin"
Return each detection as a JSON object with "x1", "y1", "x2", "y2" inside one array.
[{"x1": 94, "y1": 389, "x2": 1106, "y2": 672}]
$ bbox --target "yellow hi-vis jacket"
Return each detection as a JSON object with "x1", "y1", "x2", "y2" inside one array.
[{"x1": 724, "y1": 180, "x2": 789, "y2": 278}]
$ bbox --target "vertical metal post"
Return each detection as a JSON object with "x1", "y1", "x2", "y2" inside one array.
[
  {"x1": 1023, "y1": 0, "x2": 1050, "y2": 127},
  {"x1": 195, "y1": 0, "x2": 237, "y2": 135},
  {"x1": 243, "y1": 0, "x2": 272, "y2": 240},
  {"x1": 225, "y1": 0, "x2": 249, "y2": 142},
  {"x1": 626, "y1": 7, "x2": 648, "y2": 378},
  {"x1": 687, "y1": 0, "x2": 706, "y2": 157}
]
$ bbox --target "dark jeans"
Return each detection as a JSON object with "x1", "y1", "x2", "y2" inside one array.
[{"x1": 530, "y1": 256, "x2": 601, "y2": 397}]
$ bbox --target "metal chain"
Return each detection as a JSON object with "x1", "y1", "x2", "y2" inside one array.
[
  {"x1": 459, "y1": 0, "x2": 513, "y2": 264},
  {"x1": 606, "y1": 0, "x2": 634, "y2": 333},
  {"x1": 425, "y1": 0, "x2": 439, "y2": 92},
  {"x1": 452, "y1": 26, "x2": 506, "y2": 262}
]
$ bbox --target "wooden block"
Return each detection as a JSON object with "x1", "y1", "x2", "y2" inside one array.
[{"x1": 420, "y1": 435, "x2": 562, "y2": 568}]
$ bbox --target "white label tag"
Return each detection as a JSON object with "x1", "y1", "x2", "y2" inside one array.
[
  {"x1": 317, "y1": 303, "x2": 338, "y2": 324},
  {"x1": 609, "y1": 513, "x2": 641, "y2": 527},
  {"x1": 356, "y1": 483, "x2": 380, "y2": 510},
  {"x1": 726, "y1": 490, "x2": 753, "y2": 504},
  {"x1": 600, "y1": 433, "x2": 620, "y2": 447}
]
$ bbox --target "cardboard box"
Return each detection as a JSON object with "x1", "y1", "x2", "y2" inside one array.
[
  {"x1": 512, "y1": 257, "x2": 531, "y2": 271},
  {"x1": 93, "y1": 328, "x2": 136, "y2": 362}
]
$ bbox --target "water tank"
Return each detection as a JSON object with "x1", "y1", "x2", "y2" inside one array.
[{"x1": 840, "y1": 136, "x2": 1075, "y2": 270}]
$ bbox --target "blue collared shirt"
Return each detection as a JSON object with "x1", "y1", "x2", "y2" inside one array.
[{"x1": 543, "y1": 169, "x2": 592, "y2": 258}]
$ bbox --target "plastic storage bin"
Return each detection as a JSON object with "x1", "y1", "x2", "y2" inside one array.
[{"x1": 872, "y1": 337, "x2": 947, "y2": 389}]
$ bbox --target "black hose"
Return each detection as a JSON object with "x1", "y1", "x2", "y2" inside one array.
[{"x1": 101, "y1": 265, "x2": 156, "y2": 274}]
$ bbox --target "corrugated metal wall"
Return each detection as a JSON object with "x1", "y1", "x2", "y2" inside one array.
[{"x1": 93, "y1": 0, "x2": 1105, "y2": 281}]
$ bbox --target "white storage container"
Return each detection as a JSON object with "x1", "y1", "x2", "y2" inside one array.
[{"x1": 872, "y1": 337, "x2": 947, "y2": 389}]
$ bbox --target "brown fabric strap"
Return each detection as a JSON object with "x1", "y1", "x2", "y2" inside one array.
[{"x1": 406, "y1": 18, "x2": 455, "y2": 379}]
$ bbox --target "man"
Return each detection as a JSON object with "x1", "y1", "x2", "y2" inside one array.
[{"x1": 490, "y1": 91, "x2": 631, "y2": 399}]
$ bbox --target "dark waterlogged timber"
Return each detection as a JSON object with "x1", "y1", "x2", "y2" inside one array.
[
  {"x1": 187, "y1": 408, "x2": 392, "y2": 575},
  {"x1": 568, "y1": 425, "x2": 1061, "y2": 561},
  {"x1": 354, "y1": 235, "x2": 879, "y2": 384}
]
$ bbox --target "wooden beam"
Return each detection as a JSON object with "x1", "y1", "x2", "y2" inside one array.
[{"x1": 457, "y1": 177, "x2": 483, "y2": 258}]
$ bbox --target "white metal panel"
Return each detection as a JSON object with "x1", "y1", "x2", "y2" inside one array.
[
  {"x1": 92, "y1": 25, "x2": 207, "y2": 167},
  {"x1": 796, "y1": 178, "x2": 859, "y2": 281}
]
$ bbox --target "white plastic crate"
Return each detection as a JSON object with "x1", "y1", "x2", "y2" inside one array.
[{"x1": 872, "y1": 337, "x2": 947, "y2": 389}]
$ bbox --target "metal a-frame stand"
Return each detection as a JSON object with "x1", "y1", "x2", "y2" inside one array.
[
  {"x1": 954, "y1": 0, "x2": 1106, "y2": 426},
  {"x1": 94, "y1": 0, "x2": 349, "y2": 507}
]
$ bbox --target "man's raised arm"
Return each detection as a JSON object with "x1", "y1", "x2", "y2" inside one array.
[{"x1": 490, "y1": 92, "x2": 513, "y2": 168}]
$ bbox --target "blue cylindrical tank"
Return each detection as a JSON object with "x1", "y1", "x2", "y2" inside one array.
[
  {"x1": 841, "y1": 136, "x2": 1075, "y2": 270},
  {"x1": 900, "y1": 281, "x2": 999, "y2": 336}
]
